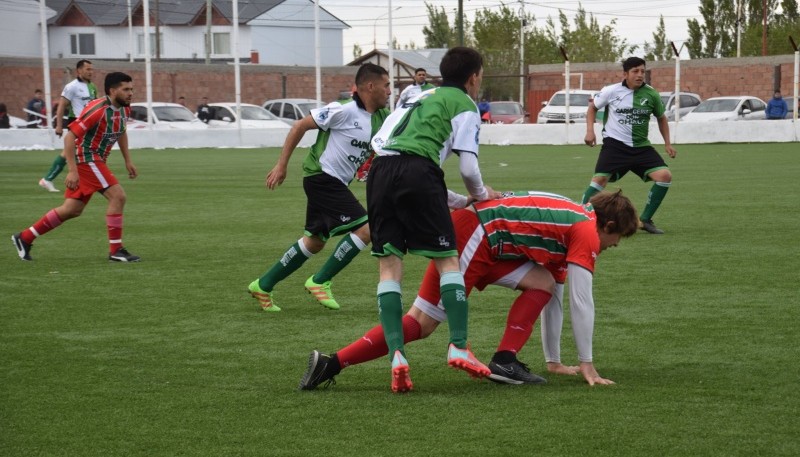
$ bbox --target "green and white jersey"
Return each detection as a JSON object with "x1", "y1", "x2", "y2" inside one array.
[
  {"x1": 61, "y1": 78, "x2": 98, "y2": 118},
  {"x1": 395, "y1": 81, "x2": 436, "y2": 108},
  {"x1": 594, "y1": 81, "x2": 665, "y2": 147},
  {"x1": 302, "y1": 95, "x2": 389, "y2": 186},
  {"x1": 372, "y1": 85, "x2": 481, "y2": 166}
]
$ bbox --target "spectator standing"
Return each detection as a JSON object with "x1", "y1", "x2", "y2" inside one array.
[
  {"x1": 0, "y1": 103, "x2": 10, "y2": 129},
  {"x1": 765, "y1": 91, "x2": 788, "y2": 120},
  {"x1": 25, "y1": 89, "x2": 46, "y2": 128},
  {"x1": 177, "y1": 96, "x2": 186, "y2": 107},
  {"x1": 39, "y1": 59, "x2": 98, "y2": 193},
  {"x1": 197, "y1": 97, "x2": 211, "y2": 123}
]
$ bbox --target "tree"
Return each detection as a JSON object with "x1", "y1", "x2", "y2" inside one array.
[
  {"x1": 472, "y1": 4, "x2": 526, "y2": 100},
  {"x1": 549, "y1": 5, "x2": 633, "y2": 63},
  {"x1": 422, "y1": 3, "x2": 453, "y2": 48},
  {"x1": 643, "y1": 16, "x2": 672, "y2": 61},
  {"x1": 687, "y1": 0, "x2": 793, "y2": 57},
  {"x1": 352, "y1": 44, "x2": 362, "y2": 60}
]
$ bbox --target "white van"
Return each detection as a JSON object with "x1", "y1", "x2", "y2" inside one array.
[{"x1": 537, "y1": 89, "x2": 598, "y2": 124}]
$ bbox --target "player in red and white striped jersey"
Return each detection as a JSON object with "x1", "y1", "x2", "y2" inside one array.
[
  {"x1": 12, "y1": 72, "x2": 140, "y2": 263},
  {"x1": 299, "y1": 190, "x2": 639, "y2": 390}
]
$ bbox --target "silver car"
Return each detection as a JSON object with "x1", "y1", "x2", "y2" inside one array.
[
  {"x1": 262, "y1": 98, "x2": 322, "y2": 125},
  {"x1": 660, "y1": 92, "x2": 702, "y2": 121}
]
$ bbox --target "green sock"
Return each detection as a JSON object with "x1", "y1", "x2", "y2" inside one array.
[
  {"x1": 377, "y1": 281, "x2": 404, "y2": 357},
  {"x1": 640, "y1": 182, "x2": 671, "y2": 221},
  {"x1": 581, "y1": 181, "x2": 604, "y2": 204},
  {"x1": 313, "y1": 233, "x2": 365, "y2": 284},
  {"x1": 258, "y1": 240, "x2": 311, "y2": 291},
  {"x1": 44, "y1": 155, "x2": 67, "y2": 181},
  {"x1": 440, "y1": 271, "x2": 468, "y2": 349}
]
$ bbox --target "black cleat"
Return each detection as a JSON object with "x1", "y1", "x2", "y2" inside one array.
[
  {"x1": 488, "y1": 359, "x2": 547, "y2": 385},
  {"x1": 11, "y1": 233, "x2": 32, "y2": 261},
  {"x1": 640, "y1": 219, "x2": 665, "y2": 235},
  {"x1": 298, "y1": 350, "x2": 336, "y2": 390},
  {"x1": 109, "y1": 247, "x2": 141, "y2": 262}
]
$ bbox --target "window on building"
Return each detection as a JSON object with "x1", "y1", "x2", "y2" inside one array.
[
  {"x1": 69, "y1": 34, "x2": 95, "y2": 55},
  {"x1": 137, "y1": 33, "x2": 164, "y2": 56},
  {"x1": 205, "y1": 32, "x2": 231, "y2": 55}
]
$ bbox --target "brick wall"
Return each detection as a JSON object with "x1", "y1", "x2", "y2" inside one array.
[
  {"x1": 0, "y1": 57, "x2": 357, "y2": 119},
  {"x1": 526, "y1": 54, "x2": 798, "y2": 118}
]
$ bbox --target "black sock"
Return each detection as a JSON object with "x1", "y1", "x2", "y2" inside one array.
[{"x1": 328, "y1": 353, "x2": 342, "y2": 376}]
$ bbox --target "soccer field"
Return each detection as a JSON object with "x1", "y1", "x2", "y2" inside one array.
[{"x1": 1, "y1": 143, "x2": 798, "y2": 456}]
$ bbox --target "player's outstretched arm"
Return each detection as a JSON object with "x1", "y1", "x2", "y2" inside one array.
[{"x1": 266, "y1": 115, "x2": 317, "y2": 190}]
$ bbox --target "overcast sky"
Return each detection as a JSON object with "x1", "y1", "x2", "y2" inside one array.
[{"x1": 320, "y1": 0, "x2": 705, "y2": 62}]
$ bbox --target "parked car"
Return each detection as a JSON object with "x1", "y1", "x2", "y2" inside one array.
[
  {"x1": 660, "y1": 92, "x2": 702, "y2": 121},
  {"x1": 681, "y1": 96, "x2": 767, "y2": 122},
  {"x1": 262, "y1": 98, "x2": 321, "y2": 125},
  {"x1": 537, "y1": 90, "x2": 597, "y2": 124},
  {"x1": 486, "y1": 101, "x2": 527, "y2": 124},
  {"x1": 203, "y1": 103, "x2": 289, "y2": 129},
  {"x1": 128, "y1": 102, "x2": 208, "y2": 130}
]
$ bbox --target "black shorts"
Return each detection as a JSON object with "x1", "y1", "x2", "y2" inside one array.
[
  {"x1": 366, "y1": 154, "x2": 457, "y2": 259},
  {"x1": 594, "y1": 137, "x2": 668, "y2": 182},
  {"x1": 302, "y1": 173, "x2": 367, "y2": 241}
]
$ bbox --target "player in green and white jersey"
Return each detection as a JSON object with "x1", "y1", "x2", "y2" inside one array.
[
  {"x1": 247, "y1": 63, "x2": 391, "y2": 312},
  {"x1": 367, "y1": 47, "x2": 501, "y2": 393},
  {"x1": 582, "y1": 56, "x2": 677, "y2": 234},
  {"x1": 39, "y1": 59, "x2": 98, "y2": 193},
  {"x1": 395, "y1": 67, "x2": 436, "y2": 109}
]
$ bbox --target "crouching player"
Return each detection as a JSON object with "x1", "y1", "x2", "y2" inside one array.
[{"x1": 298, "y1": 190, "x2": 639, "y2": 390}]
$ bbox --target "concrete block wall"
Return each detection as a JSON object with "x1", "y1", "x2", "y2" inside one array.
[
  {"x1": 0, "y1": 57, "x2": 357, "y2": 119},
  {"x1": 526, "y1": 54, "x2": 799, "y2": 117}
]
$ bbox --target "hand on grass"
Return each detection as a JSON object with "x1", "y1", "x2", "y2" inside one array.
[{"x1": 580, "y1": 362, "x2": 615, "y2": 386}]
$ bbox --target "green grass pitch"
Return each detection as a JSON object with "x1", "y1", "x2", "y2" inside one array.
[{"x1": 1, "y1": 143, "x2": 798, "y2": 456}]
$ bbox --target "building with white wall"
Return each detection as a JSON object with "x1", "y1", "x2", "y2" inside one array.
[
  {"x1": 0, "y1": 0, "x2": 57, "y2": 58},
  {"x1": 38, "y1": 0, "x2": 347, "y2": 65}
]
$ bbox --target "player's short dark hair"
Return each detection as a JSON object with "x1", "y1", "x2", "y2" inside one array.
[
  {"x1": 76, "y1": 59, "x2": 92, "y2": 69},
  {"x1": 440, "y1": 47, "x2": 483, "y2": 86},
  {"x1": 622, "y1": 57, "x2": 646, "y2": 72},
  {"x1": 590, "y1": 190, "x2": 639, "y2": 237},
  {"x1": 414, "y1": 68, "x2": 426, "y2": 74},
  {"x1": 34, "y1": 89, "x2": 42, "y2": 93},
  {"x1": 104, "y1": 72, "x2": 132, "y2": 95},
  {"x1": 355, "y1": 63, "x2": 388, "y2": 86}
]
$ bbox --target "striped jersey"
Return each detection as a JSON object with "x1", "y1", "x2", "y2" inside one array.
[
  {"x1": 303, "y1": 94, "x2": 389, "y2": 186},
  {"x1": 594, "y1": 81, "x2": 664, "y2": 147},
  {"x1": 473, "y1": 191, "x2": 599, "y2": 282},
  {"x1": 372, "y1": 85, "x2": 481, "y2": 166},
  {"x1": 61, "y1": 78, "x2": 98, "y2": 118},
  {"x1": 68, "y1": 97, "x2": 130, "y2": 164}
]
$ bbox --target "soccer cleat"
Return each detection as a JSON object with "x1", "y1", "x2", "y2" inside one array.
[
  {"x1": 447, "y1": 343, "x2": 491, "y2": 379},
  {"x1": 391, "y1": 350, "x2": 413, "y2": 393},
  {"x1": 108, "y1": 247, "x2": 141, "y2": 262},
  {"x1": 640, "y1": 219, "x2": 665, "y2": 235},
  {"x1": 248, "y1": 280, "x2": 281, "y2": 312},
  {"x1": 304, "y1": 275, "x2": 340, "y2": 310},
  {"x1": 38, "y1": 178, "x2": 60, "y2": 193},
  {"x1": 298, "y1": 350, "x2": 336, "y2": 390},
  {"x1": 488, "y1": 359, "x2": 548, "y2": 385},
  {"x1": 11, "y1": 233, "x2": 32, "y2": 261}
]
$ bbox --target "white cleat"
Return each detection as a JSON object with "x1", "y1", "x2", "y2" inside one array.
[{"x1": 38, "y1": 179, "x2": 60, "y2": 193}]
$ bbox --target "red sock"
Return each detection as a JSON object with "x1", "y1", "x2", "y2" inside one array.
[
  {"x1": 107, "y1": 214, "x2": 123, "y2": 254},
  {"x1": 496, "y1": 289, "x2": 553, "y2": 355},
  {"x1": 21, "y1": 209, "x2": 63, "y2": 244},
  {"x1": 337, "y1": 314, "x2": 423, "y2": 368}
]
